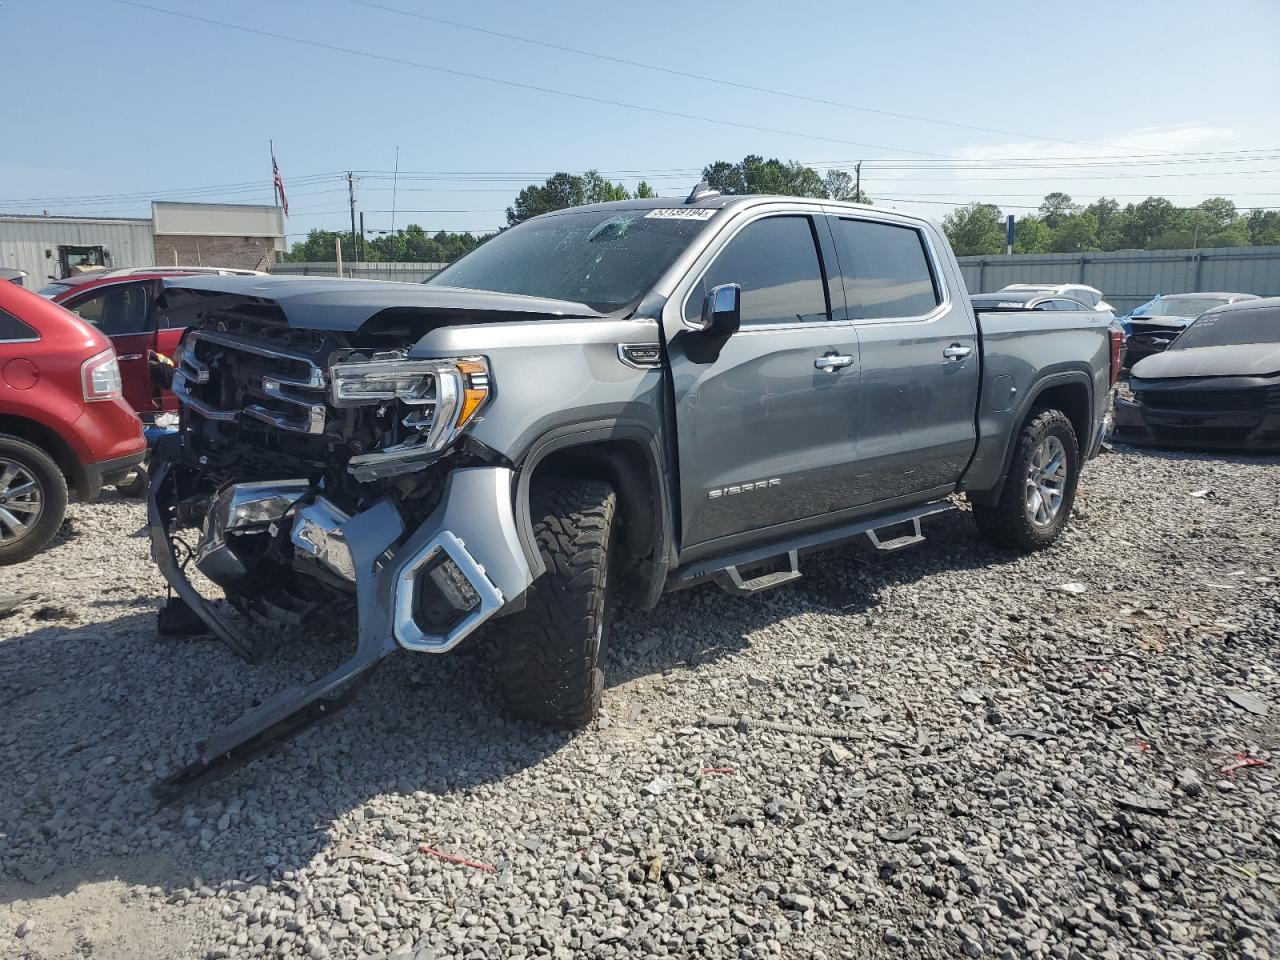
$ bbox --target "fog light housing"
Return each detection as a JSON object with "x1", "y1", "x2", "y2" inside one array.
[{"x1": 394, "y1": 531, "x2": 503, "y2": 652}]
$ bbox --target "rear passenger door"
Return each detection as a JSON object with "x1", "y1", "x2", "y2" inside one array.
[
  {"x1": 826, "y1": 213, "x2": 979, "y2": 505},
  {"x1": 665, "y1": 209, "x2": 863, "y2": 552}
]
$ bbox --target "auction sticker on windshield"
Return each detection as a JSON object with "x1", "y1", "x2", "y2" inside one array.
[{"x1": 644, "y1": 208, "x2": 717, "y2": 220}]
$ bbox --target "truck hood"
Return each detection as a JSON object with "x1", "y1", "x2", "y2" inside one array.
[
  {"x1": 1131, "y1": 343, "x2": 1280, "y2": 379},
  {"x1": 162, "y1": 275, "x2": 603, "y2": 331}
]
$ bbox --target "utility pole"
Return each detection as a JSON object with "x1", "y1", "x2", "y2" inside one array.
[
  {"x1": 854, "y1": 161, "x2": 862, "y2": 202},
  {"x1": 347, "y1": 172, "x2": 358, "y2": 263},
  {"x1": 359, "y1": 211, "x2": 365, "y2": 265},
  {"x1": 391, "y1": 146, "x2": 400, "y2": 236}
]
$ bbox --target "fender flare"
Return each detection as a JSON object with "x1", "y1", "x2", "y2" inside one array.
[
  {"x1": 513, "y1": 418, "x2": 674, "y2": 608},
  {"x1": 975, "y1": 369, "x2": 1096, "y2": 506}
]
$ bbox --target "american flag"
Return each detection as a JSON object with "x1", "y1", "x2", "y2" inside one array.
[{"x1": 272, "y1": 146, "x2": 288, "y2": 216}]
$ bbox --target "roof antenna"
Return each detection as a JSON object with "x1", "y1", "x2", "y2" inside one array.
[{"x1": 686, "y1": 181, "x2": 720, "y2": 204}]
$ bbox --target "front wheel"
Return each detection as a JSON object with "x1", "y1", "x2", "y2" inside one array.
[
  {"x1": 496, "y1": 477, "x2": 617, "y2": 727},
  {"x1": 971, "y1": 408, "x2": 1079, "y2": 552},
  {"x1": 0, "y1": 435, "x2": 69, "y2": 566}
]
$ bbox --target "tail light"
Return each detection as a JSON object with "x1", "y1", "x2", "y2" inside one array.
[
  {"x1": 81, "y1": 349, "x2": 123, "y2": 401},
  {"x1": 1108, "y1": 325, "x2": 1126, "y2": 387}
]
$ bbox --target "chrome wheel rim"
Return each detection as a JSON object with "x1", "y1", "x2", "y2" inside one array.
[
  {"x1": 1024, "y1": 436, "x2": 1066, "y2": 528},
  {"x1": 0, "y1": 458, "x2": 44, "y2": 544}
]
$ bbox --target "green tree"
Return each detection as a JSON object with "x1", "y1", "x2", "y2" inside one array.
[
  {"x1": 942, "y1": 203, "x2": 1006, "y2": 256},
  {"x1": 506, "y1": 172, "x2": 586, "y2": 226},
  {"x1": 1039, "y1": 192, "x2": 1079, "y2": 230},
  {"x1": 284, "y1": 229, "x2": 343, "y2": 262},
  {"x1": 1083, "y1": 197, "x2": 1127, "y2": 251},
  {"x1": 822, "y1": 169, "x2": 868, "y2": 203},
  {"x1": 1247, "y1": 208, "x2": 1280, "y2": 246},
  {"x1": 1120, "y1": 197, "x2": 1179, "y2": 249},
  {"x1": 1048, "y1": 212, "x2": 1100, "y2": 253},
  {"x1": 701, "y1": 155, "x2": 827, "y2": 198},
  {"x1": 634, "y1": 180, "x2": 657, "y2": 199},
  {"x1": 1013, "y1": 215, "x2": 1052, "y2": 254},
  {"x1": 580, "y1": 170, "x2": 631, "y2": 204}
]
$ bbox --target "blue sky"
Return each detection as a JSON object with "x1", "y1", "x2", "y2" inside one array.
[{"x1": 3, "y1": 0, "x2": 1279, "y2": 245}]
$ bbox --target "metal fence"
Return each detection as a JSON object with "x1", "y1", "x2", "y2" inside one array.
[
  {"x1": 271, "y1": 261, "x2": 449, "y2": 283},
  {"x1": 957, "y1": 245, "x2": 1280, "y2": 315}
]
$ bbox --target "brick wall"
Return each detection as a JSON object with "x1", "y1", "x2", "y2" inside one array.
[{"x1": 152, "y1": 234, "x2": 278, "y2": 271}]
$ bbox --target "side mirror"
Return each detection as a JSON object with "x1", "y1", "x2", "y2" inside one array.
[{"x1": 697, "y1": 283, "x2": 741, "y2": 338}]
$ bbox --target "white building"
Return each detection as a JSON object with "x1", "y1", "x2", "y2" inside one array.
[{"x1": 0, "y1": 202, "x2": 286, "y2": 288}]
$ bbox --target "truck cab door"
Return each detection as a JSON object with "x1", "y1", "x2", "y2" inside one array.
[
  {"x1": 825, "y1": 212, "x2": 979, "y2": 504},
  {"x1": 62, "y1": 280, "x2": 158, "y2": 415},
  {"x1": 664, "y1": 210, "x2": 862, "y2": 554}
]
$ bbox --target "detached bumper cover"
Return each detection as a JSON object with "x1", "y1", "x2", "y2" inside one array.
[
  {"x1": 1114, "y1": 375, "x2": 1280, "y2": 451},
  {"x1": 147, "y1": 460, "x2": 534, "y2": 799}
]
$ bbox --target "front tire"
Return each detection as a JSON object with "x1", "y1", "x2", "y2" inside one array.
[
  {"x1": 0, "y1": 435, "x2": 69, "y2": 566},
  {"x1": 972, "y1": 408, "x2": 1079, "y2": 552},
  {"x1": 497, "y1": 477, "x2": 617, "y2": 727}
]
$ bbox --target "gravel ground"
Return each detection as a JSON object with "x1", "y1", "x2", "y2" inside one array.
[{"x1": 1, "y1": 444, "x2": 1278, "y2": 960}]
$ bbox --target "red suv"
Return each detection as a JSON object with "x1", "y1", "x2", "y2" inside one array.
[
  {"x1": 45, "y1": 267, "x2": 263, "y2": 419},
  {"x1": 0, "y1": 283, "x2": 145, "y2": 564}
]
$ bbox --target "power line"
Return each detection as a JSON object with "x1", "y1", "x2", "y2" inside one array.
[
  {"x1": 347, "y1": 0, "x2": 1156, "y2": 156},
  {"x1": 105, "y1": 0, "x2": 949, "y2": 157}
]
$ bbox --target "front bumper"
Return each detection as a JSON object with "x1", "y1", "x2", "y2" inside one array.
[
  {"x1": 146, "y1": 456, "x2": 534, "y2": 798},
  {"x1": 1113, "y1": 391, "x2": 1280, "y2": 452}
]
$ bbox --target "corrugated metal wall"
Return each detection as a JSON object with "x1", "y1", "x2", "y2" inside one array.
[
  {"x1": 271, "y1": 261, "x2": 450, "y2": 283},
  {"x1": 0, "y1": 216, "x2": 155, "y2": 287},
  {"x1": 958, "y1": 246, "x2": 1280, "y2": 314}
]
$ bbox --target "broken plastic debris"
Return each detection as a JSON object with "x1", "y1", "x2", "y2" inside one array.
[
  {"x1": 1053, "y1": 582, "x2": 1088, "y2": 594},
  {"x1": 641, "y1": 777, "x2": 671, "y2": 796},
  {"x1": 418, "y1": 844, "x2": 495, "y2": 873},
  {"x1": 1188, "y1": 489, "x2": 1214, "y2": 499},
  {"x1": 647, "y1": 854, "x2": 664, "y2": 883},
  {"x1": 1219, "y1": 753, "x2": 1269, "y2": 776}
]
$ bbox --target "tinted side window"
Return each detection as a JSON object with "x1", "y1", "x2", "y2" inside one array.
[
  {"x1": 67, "y1": 283, "x2": 151, "y2": 336},
  {"x1": 1032, "y1": 300, "x2": 1057, "y2": 311},
  {"x1": 0, "y1": 307, "x2": 38, "y2": 341},
  {"x1": 685, "y1": 216, "x2": 829, "y2": 325},
  {"x1": 833, "y1": 219, "x2": 940, "y2": 320}
]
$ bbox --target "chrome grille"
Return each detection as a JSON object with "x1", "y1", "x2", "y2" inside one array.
[{"x1": 174, "y1": 330, "x2": 328, "y2": 435}]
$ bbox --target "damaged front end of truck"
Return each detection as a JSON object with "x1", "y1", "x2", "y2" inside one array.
[{"x1": 146, "y1": 280, "x2": 544, "y2": 800}]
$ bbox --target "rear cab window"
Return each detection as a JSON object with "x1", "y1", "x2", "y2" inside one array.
[{"x1": 830, "y1": 217, "x2": 941, "y2": 320}]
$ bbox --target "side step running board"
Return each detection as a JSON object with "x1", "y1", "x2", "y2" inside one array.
[
  {"x1": 865, "y1": 517, "x2": 926, "y2": 552},
  {"x1": 715, "y1": 549, "x2": 801, "y2": 595},
  {"x1": 672, "y1": 499, "x2": 955, "y2": 592}
]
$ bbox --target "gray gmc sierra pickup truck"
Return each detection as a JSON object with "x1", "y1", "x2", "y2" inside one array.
[{"x1": 146, "y1": 187, "x2": 1123, "y2": 795}]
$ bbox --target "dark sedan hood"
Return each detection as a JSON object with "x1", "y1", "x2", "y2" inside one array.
[
  {"x1": 1131, "y1": 343, "x2": 1280, "y2": 379},
  {"x1": 162, "y1": 275, "x2": 603, "y2": 331}
]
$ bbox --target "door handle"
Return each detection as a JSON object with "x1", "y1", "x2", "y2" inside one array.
[
  {"x1": 117, "y1": 353, "x2": 144, "y2": 361},
  {"x1": 942, "y1": 343, "x2": 972, "y2": 360},
  {"x1": 815, "y1": 353, "x2": 854, "y2": 372}
]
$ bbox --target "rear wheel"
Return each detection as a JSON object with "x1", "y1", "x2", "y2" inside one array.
[
  {"x1": 972, "y1": 408, "x2": 1079, "y2": 552},
  {"x1": 0, "y1": 435, "x2": 69, "y2": 566},
  {"x1": 496, "y1": 477, "x2": 617, "y2": 727}
]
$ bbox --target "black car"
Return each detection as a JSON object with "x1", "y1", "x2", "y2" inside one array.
[{"x1": 1114, "y1": 298, "x2": 1280, "y2": 451}]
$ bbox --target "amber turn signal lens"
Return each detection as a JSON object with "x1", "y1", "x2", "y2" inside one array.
[{"x1": 454, "y1": 359, "x2": 490, "y2": 428}]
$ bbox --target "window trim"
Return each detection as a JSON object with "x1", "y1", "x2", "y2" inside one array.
[
  {"x1": 827, "y1": 211, "x2": 950, "y2": 326},
  {"x1": 677, "y1": 209, "x2": 837, "y2": 333}
]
